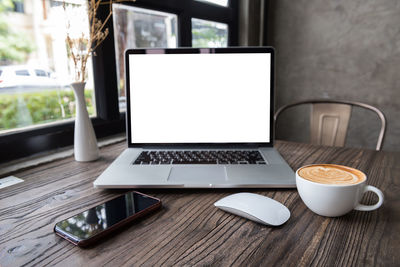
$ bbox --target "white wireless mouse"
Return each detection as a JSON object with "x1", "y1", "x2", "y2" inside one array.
[{"x1": 214, "y1": 193, "x2": 290, "y2": 226}]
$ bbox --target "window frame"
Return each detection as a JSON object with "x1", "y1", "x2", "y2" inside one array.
[{"x1": 0, "y1": 0, "x2": 238, "y2": 164}]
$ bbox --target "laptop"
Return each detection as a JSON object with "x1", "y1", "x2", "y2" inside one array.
[{"x1": 94, "y1": 47, "x2": 295, "y2": 188}]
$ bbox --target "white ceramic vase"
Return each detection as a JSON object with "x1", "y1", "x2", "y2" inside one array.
[{"x1": 71, "y1": 82, "x2": 99, "y2": 162}]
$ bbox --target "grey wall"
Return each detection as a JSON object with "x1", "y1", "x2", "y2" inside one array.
[{"x1": 270, "y1": 0, "x2": 400, "y2": 151}]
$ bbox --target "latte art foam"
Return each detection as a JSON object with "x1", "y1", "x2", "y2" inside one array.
[{"x1": 298, "y1": 164, "x2": 365, "y2": 185}]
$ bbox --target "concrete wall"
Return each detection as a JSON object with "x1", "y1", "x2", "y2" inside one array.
[{"x1": 269, "y1": 0, "x2": 400, "y2": 151}]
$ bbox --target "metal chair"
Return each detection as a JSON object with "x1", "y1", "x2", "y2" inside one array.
[{"x1": 274, "y1": 100, "x2": 386, "y2": 151}]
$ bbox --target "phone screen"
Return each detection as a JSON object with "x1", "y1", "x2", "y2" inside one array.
[{"x1": 55, "y1": 192, "x2": 159, "y2": 242}]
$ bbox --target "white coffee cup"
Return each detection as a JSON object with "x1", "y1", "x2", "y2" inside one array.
[{"x1": 296, "y1": 164, "x2": 384, "y2": 217}]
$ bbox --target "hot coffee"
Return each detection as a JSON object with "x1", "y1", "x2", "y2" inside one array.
[
  {"x1": 298, "y1": 164, "x2": 365, "y2": 185},
  {"x1": 296, "y1": 164, "x2": 383, "y2": 217}
]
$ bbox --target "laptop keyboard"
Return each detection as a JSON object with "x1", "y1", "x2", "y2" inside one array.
[{"x1": 133, "y1": 150, "x2": 266, "y2": 165}]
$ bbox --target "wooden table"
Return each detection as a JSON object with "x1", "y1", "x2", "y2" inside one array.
[{"x1": 0, "y1": 141, "x2": 399, "y2": 266}]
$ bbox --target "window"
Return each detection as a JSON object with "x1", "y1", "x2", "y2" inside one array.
[
  {"x1": 192, "y1": 18, "x2": 228, "y2": 47},
  {"x1": 113, "y1": 4, "x2": 177, "y2": 111},
  {"x1": 196, "y1": 0, "x2": 229, "y2": 7},
  {"x1": 0, "y1": 0, "x2": 95, "y2": 134},
  {"x1": 35, "y1": 69, "x2": 47, "y2": 77},
  {"x1": 15, "y1": 70, "x2": 30, "y2": 76},
  {"x1": 0, "y1": 0, "x2": 238, "y2": 163},
  {"x1": 12, "y1": 1, "x2": 24, "y2": 13}
]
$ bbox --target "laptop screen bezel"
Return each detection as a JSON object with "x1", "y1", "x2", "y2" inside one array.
[{"x1": 125, "y1": 47, "x2": 275, "y2": 148}]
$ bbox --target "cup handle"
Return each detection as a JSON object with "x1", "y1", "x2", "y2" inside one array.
[{"x1": 354, "y1": 185, "x2": 384, "y2": 211}]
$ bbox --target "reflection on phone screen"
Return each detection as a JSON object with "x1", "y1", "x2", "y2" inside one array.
[{"x1": 55, "y1": 192, "x2": 159, "y2": 240}]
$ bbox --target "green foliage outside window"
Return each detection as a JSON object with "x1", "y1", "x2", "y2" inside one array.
[
  {"x1": 192, "y1": 27, "x2": 227, "y2": 47},
  {"x1": 0, "y1": 89, "x2": 94, "y2": 131},
  {"x1": 192, "y1": 19, "x2": 227, "y2": 48}
]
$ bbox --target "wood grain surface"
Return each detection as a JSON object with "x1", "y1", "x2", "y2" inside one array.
[{"x1": 0, "y1": 141, "x2": 399, "y2": 267}]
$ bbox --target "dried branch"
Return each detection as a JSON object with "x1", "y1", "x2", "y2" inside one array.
[{"x1": 63, "y1": 0, "x2": 135, "y2": 82}]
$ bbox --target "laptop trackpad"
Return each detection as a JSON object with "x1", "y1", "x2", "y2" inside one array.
[{"x1": 168, "y1": 166, "x2": 227, "y2": 183}]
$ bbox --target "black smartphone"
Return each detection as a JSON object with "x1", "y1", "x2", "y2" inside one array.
[{"x1": 54, "y1": 191, "x2": 161, "y2": 247}]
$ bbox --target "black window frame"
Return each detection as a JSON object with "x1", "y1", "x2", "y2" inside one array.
[{"x1": 0, "y1": 0, "x2": 238, "y2": 164}]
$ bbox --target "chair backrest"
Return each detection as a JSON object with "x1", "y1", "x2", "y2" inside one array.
[{"x1": 274, "y1": 100, "x2": 386, "y2": 151}]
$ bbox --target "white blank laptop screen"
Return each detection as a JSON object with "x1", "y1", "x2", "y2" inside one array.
[{"x1": 129, "y1": 53, "x2": 271, "y2": 143}]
